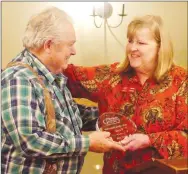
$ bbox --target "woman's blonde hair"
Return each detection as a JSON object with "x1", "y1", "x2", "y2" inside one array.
[
  {"x1": 22, "y1": 6, "x2": 73, "y2": 49},
  {"x1": 116, "y1": 15, "x2": 174, "y2": 82}
]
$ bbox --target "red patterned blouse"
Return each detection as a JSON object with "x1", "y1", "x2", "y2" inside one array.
[{"x1": 64, "y1": 63, "x2": 188, "y2": 174}]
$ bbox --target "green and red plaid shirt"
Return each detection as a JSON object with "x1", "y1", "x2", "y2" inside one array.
[{"x1": 1, "y1": 49, "x2": 98, "y2": 174}]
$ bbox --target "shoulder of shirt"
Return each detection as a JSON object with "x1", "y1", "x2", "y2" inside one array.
[
  {"x1": 2, "y1": 64, "x2": 38, "y2": 84},
  {"x1": 109, "y1": 62, "x2": 120, "y2": 72},
  {"x1": 170, "y1": 65, "x2": 187, "y2": 81}
]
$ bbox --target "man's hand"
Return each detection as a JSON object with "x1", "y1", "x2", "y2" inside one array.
[
  {"x1": 88, "y1": 131, "x2": 125, "y2": 153},
  {"x1": 120, "y1": 133, "x2": 151, "y2": 151}
]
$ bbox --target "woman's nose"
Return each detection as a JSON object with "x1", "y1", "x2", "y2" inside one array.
[{"x1": 130, "y1": 42, "x2": 138, "y2": 51}]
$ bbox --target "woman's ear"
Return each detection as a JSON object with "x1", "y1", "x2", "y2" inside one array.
[{"x1": 43, "y1": 40, "x2": 53, "y2": 54}]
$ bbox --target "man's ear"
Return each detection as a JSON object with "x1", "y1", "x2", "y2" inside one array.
[{"x1": 43, "y1": 40, "x2": 53, "y2": 53}]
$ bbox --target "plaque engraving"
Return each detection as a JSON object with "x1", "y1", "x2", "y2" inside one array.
[{"x1": 98, "y1": 112, "x2": 137, "y2": 141}]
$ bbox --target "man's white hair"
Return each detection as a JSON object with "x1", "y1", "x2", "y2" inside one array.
[{"x1": 22, "y1": 6, "x2": 73, "y2": 49}]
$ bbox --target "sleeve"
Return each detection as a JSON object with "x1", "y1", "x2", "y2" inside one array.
[
  {"x1": 64, "y1": 63, "x2": 118, "y2": 102},
  {"x1": 1, "y1": 77, "x2": 90, "y2": 159},
  {"x1": 148, "y1": 78, "x2": 188, "y2": 159}
]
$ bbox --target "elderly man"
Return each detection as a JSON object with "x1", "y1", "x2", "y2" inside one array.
[{"x1": 1, "y1": 7, "x2": 125, "y2": 174}]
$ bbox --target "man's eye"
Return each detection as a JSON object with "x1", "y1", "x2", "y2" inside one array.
[{"x1": 138, "y1": 42, "x2": 146, "y2": 45}]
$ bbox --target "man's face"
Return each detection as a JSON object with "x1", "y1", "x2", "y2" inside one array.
[{"x1": 50, "y1": 23, "x2": 76, "y2": 74}]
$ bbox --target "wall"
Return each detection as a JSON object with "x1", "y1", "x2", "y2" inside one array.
[
  {"x1": 2, "y1": 2, "x2": 187, "y2": 69},
  {"x1": 2, "y1": 2, "x2": 187, "y2": 174}
]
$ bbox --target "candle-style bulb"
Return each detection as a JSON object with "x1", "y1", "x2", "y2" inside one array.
[
  {"x1": 122, "y1": 4, "x2": 125, "y2": 14},
  {"x1": 93, "y1": 6, "x2": 96, "y2": 16}
]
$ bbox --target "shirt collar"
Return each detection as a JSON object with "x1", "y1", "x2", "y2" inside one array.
[{"x1": 24, "y1": 49, "x2": 67, "y2": 88}]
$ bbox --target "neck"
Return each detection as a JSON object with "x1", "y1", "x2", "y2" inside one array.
[
  {"x1": 29, "y1": 48, "x2": 57, "y2": 74},
  {"x1": 136, "y1": 70, "x2": 153, "y2": 85}
]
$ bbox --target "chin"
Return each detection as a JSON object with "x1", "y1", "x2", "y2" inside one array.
[
  {"x1": 62, "y1": 65, "x2": 68, "y2": 71},
  {"x1": 130, "y1": 62, "x2": 140, "y2": 68}
]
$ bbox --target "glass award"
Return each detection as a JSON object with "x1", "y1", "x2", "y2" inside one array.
[{"x1": 98, "y1": 112, "x2": 137, "y2": 142}]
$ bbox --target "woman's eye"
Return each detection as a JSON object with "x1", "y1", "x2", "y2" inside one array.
[{"x1": 138, "y1": 42, "x2": 146, "y2": 45}]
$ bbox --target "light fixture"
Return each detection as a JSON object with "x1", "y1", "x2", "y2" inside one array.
[
  {"x1": 90, "y1": 2, "x2": 127, "y2": 28},
  {"x1": 90, "y1": 2, "x2": 127, "y2": 57}
]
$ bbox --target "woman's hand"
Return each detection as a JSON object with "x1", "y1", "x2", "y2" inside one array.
[{"x1": 120, "y1": 133, "x2": 151, "y2": 151}]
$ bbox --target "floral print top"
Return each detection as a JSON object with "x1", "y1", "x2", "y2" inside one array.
[{"x1": 64, "y1": 63, "x2": 188, "y2": 174}]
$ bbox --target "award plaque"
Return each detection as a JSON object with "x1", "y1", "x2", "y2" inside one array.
[{"x1": 98, "y1": 112, "x2": 137, "y2": 142}]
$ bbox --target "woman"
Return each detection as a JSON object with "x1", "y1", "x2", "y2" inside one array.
[{"x1": 64, "y1": 15, "x2": 187, "y2": 173}]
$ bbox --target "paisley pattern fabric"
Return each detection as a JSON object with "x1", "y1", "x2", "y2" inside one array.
[{"x1": 64, "y1": 63, "x2": 188, "y2": 174}]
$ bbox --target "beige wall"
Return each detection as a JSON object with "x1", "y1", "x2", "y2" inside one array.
[
  {"x1": 2, "y1": 2, "x2": 187, "y2": 174},
  {"x1": 2, "y1": 2, "x2": 187, "y2": 69}
]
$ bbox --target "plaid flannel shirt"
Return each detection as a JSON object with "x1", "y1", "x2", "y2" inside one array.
[{"x1": 1, "y1": 49, "x2": 98, "y2": 174}]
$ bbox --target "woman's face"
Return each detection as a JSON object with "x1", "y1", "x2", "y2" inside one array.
[{"x1": 126, "y1": 27, "x2": 159, "y2": 74}]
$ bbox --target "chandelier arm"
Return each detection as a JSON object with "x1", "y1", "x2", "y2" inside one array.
[
  {"x1": 106, "y1": 23, "x2": 124, "y2": 49},
  {"x1": 106, "y1": 16, "x2": 124, "y2": 28},
  {"x1": 94, "y1": 16, "x2": 103, "y2": 28}
]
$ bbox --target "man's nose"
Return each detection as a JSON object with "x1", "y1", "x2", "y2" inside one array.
[{"x1": 71, "y1": 46, "x2": 76, "y2": 55}]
